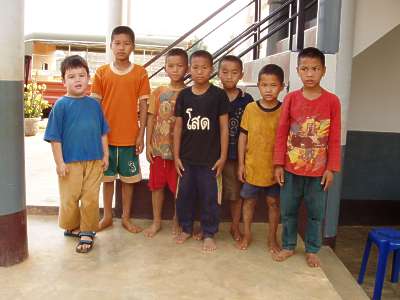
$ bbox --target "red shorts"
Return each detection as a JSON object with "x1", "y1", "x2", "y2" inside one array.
[{"x1": 148, "y1": 156, "x2": 178, "y2": 195}]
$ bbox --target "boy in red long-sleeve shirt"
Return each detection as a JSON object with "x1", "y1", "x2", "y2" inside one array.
[{"x1": 272, "y1": 47, "x2": 341, "y2": 267}]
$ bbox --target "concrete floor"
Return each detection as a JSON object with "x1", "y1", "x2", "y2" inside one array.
[
  {"x1": 0, "y1": 216, "x2": 347, "y2": 300},
  {"x1": 336, "y1": 226, "x2": 400, "y2": 300}
]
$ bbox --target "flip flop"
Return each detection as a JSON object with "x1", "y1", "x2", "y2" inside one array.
[
  {"x1": 76, "y1": 231, "x2": 96, "y2": 253},
  {"x1": 64, "y1": 230, "x2": 80, "y2": 237}
]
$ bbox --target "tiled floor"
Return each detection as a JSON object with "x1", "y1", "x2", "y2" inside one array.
[{"x1": 335, "y1": 226, "x2": 400, "y2": 299}]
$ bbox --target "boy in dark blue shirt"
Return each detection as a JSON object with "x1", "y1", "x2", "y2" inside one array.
[
  {"x1": 218, "y1": 55, "x2": 253, "y2": 241},
  {"x1": 45, "y1": 55, "x2": 109, "y2": 253}
]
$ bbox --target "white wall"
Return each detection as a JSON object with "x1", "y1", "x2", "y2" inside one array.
[
  {"x1": 353, "y1": 0, "x2": 400, "y2": 57},
  {"x1": 348, "y1": 25, "x2": 400, "y2": 133}
]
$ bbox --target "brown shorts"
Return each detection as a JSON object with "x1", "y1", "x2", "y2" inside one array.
[{"x1": 222, "y1": 160, "x2": 242, "y2": 201}]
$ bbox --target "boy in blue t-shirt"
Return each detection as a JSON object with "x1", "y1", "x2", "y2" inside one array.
[{"x1": 44, "y1": 55, "x2": 109, "y2": 253}]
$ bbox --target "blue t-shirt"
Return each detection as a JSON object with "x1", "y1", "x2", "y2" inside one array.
[
  {"x1": 44, "y1": 96, "x2": 109, "y2": 163},
  {"x1": 228, "y1": 90, "x2": 253, "y2": 160}
]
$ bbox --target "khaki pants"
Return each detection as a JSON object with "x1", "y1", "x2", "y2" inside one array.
[{"x1": 58, "y1": 160, "x2": 102, "y2": 232}]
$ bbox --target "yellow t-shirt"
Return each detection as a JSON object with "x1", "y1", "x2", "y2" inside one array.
[
  {"x1": 91, "y1": 63, "x2": 150, "y2": 146},
  {"x1": 240, "y1": 101, "x2": 282, "y2": 187}
]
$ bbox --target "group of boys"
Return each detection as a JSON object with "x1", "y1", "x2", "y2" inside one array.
[{"x1": 45, "y1": 26, "x2": 341, "y2": 268}]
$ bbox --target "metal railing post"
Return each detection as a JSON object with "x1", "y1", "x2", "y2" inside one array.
[
  {"x1": 296, "y1": 0, "x2": 305, "y2": 50},
  {"x1": 253, "y1": 0, "x2": 261, "y2": 59},
  {"x1": 288, "y1": 2, "x2": 294, "y2": 51}
]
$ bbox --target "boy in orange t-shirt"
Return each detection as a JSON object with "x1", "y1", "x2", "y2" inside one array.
[{"x1": 91, "y1": 26, "x2": 150, "y2": 233}]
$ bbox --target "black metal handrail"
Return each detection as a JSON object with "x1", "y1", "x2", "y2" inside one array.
[
  {"x1": 145, "y1": 0, "x2": 317, "y2": 81},
  {"x1": 148, "y1": 0, "x2": 255, "y2": 80},
  {"x1": 143, "y1": 0, "x2": 238, "y2": 69},
  {"x1": 185, "y1": 0, "x2": 317, "y2": 83}
]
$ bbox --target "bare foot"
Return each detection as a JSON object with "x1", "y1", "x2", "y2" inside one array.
[
  {"x1": 272, "y1": 249, "x2": 295, "y2": 262},
  {"x1": 236, "y1": 235, "x2": 252, "y2": 250},
  {"x1": 172, "y1": 219, "x2": 182, "y2": 236},
  {"x1": 122, "y1": 218, "x2": 143, "y2": 233},
  {"x1": 203, "y1": 237, "x2": 217, "y2": 252},
  {"x1": 193, "y1": 229, "x2": 203, "y2": 241},
  {"x1": 268, "y1": 240, "x2": 282, "y2": 254},
  {"x1": 175, "y1": 232, "x2": 192, "y2": 244},
  {"x1": 306, "y1": 253, "x2": 321, "y2": 268},
  {"x1": 98, "y1": 217, "x2": 113, "y2": 231},
  {"x1": 230, "y1": 225, "x2": 243, "y2": 241},
  {"x1": 143, "y1": 222, "x2": 161, "y2": 238}
]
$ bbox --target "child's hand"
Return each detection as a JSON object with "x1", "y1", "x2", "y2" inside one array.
[
  {"x1": 175, "y1": 158, "x2": 184, "y2": 177},
  {"x1": 146, "y1": 145, "x2": 154, "y2": 163},
  {"x1": 135, "y1": 136, "x2": 144, "y2": 155},
  {"x1": 56, "y1": 162, "x2": 69, "y2": 177},
  {"x1": 274, "y1": 166, "x2": 284, "y2": 186},
  {"x1": 102, "y1": 155, "x2": 109, "y2": 171},
  {"x1": 321, "y1": 170, "x2": 334, "y2": 191},
  {"x1": 212, "y1": 158, "x2": 226, "y2": 177},
  {"x1": 237, "y1": 164, "x2": 245, "y2": 183}
]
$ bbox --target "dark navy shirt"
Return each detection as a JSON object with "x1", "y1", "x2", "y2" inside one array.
[
  {"x1": 227, "y1": 90, "x2": 253, "y2": 160},
  {"x1": 44, "y1": 96, "x2": 109, "y2": 163}
]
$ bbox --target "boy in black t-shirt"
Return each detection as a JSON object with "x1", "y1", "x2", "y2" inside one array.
[{"x1": 174, "y1": 50, "x2": 229, "y2": 252}]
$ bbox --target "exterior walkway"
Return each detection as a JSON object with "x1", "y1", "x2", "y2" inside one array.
[
  {"x1": 0, "y1": 216, "x2": 361, "y2": 300},
  {"x1": 24, "y1": 130, "x2": 150, "y2": 207}
]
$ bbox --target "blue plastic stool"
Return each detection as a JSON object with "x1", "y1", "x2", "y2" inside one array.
[{"x1": 358, "y1": 228, "x2": 400, "y2": 300}]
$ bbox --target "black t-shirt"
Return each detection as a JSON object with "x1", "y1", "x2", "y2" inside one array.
[{"x1": 175, "y1": 84, "x2": 230, "y2": 166}]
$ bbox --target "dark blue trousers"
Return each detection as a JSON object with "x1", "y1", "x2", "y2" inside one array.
[{"x1": 176, "y1": 163, "x2": 219, "y2": 238}]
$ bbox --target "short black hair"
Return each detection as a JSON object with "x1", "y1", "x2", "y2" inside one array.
[
  {"x1": 218, "y1": 55, "x2": 243, "y2": 72},
  {"x1": 258, "y1": 64, "x2": 284, "y2": 84},
  {"x1": 60, "y1": 55, "x2": 89, "y2": 80},
  {"x1": 165, "y1": 48, "x2": 188, "y2": 65},
  {"x1": 111, "y1": 26, "x2": 135, "y2": 44},
  {"x1": 298, "y1": 47, "x2": 325, "y2": 66},
  {"x1": 190, "y1": 50, "x2": 213, "y2": 66}
]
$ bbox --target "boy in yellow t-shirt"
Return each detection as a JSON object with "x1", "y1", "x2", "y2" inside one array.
[
  {"x1": 91, "y1": 26, "x2": 150, "y2": 233},
  {"x1": 237, "y1": 64, "x2": 284, "y2": 253}
]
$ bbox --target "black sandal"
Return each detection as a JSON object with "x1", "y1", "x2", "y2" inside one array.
[
  {"x1": 64, "y1": 229, "x2": 80, "y2": 238},
  {"x1": 76, "y1": 231, "x2": 96, "y2": 253}
]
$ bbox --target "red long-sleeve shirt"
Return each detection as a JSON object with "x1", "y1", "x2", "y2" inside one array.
[{"x1": 273, "y1": 89, "x2": 341, "y2": 177}]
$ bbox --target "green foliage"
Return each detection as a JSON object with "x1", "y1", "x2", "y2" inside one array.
[{"x1": 24, "y1": 81, "x2": 49, "y2": 118}]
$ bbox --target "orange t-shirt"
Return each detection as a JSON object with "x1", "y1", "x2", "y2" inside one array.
[{"x1": 91, "y1": 63, "x2": 150, "y2": 146}]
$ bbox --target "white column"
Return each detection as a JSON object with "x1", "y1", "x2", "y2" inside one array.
[
  {"x1": 0, "y1": 0, "x2": 24, "y2": 81},
  {"x1": 106, "y1": 0, "x2": 123, "y2": 63},
  {"x1": 335, "y1": 0, "x2": 356, "y2": 146},
  {"x1": 324, "y1": 0, "x2": 356, "y2": 241}
]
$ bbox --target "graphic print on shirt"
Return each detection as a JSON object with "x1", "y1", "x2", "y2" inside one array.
[
  {"x1": 287, "y1": 116, "x2": 330, "y2": 172},
  {"x1": 229, "y1": 106, "x2": 245, "y2": 140},
  {"x1": 152, "y1": 90, "x2": 178, "y2": 159},
  {"x1": 185, "y1": 108, "x2": 210, "y2": 130}
]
